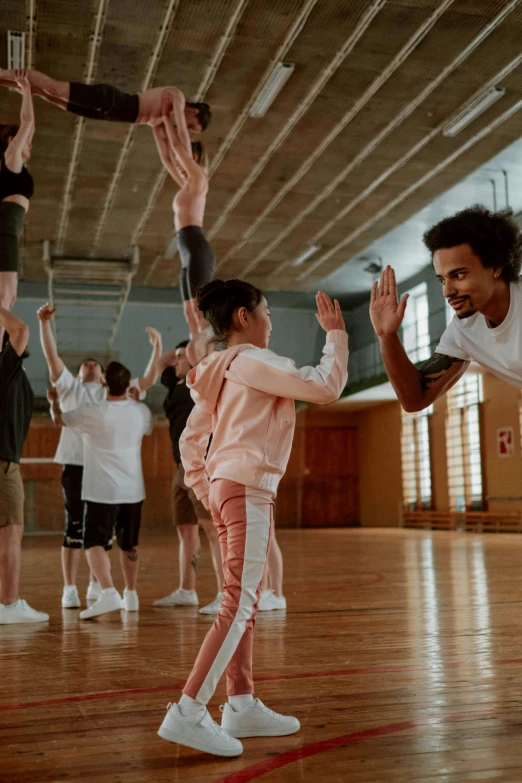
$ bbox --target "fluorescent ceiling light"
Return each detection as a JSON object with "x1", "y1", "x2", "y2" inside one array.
[
  {"x1": 443, "y1": 87, "x2": 505, "y2": 138},
  {"x1": 7, "y1": 31, "x2": 25, "y2": 69},
  {"x1": 249, "y1": 62, "x2": 295, "y2": 118},
  {"x1": 291, "y1": 244, "x2": 321, "y2": 267}
]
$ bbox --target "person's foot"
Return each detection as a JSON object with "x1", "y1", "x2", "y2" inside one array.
[
  {"x1": 153, "y1": 589, "x2": 198, "y2": 607},
  {"x1": 158, "y1": 702, "x2": 243, "y2": 757},
  {"x1": 0, "y1": 599, "x2": 49, "y2": 625},
  {"x1": 199, "y1": 592, "x2": 223, "y2": 615},
  {"x1": 86, "y1": 581, "x2": 102, "y2": 601},
  {"x1": 62, "y1": 585, "x2": 81, "y2": 609},
  {"x1": 258, "y1": 589, "x2": 287, "y2": 611},
  {"x1": 122, "y1": 588, "x2": 139, "y2": 612},
  {"x1": 79, "y1": 590, "x2": 123, "y2": 620},
  {"x1": 220, "y1": 698, "x2": 300, "y2": 737}
]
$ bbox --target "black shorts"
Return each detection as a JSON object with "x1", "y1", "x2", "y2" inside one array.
[
  {"x1": 68, "y1": 82, "x2": 139, "y2": 123},
  {"x1": 61, "y1": 465, "x2": 112, "y2": 551},
  {"x1": 84, "y1": 500, "x2": 143, "y2": 551},
  {"x1": 176, "y1": 226, "x2": 215, "y2": 300}
]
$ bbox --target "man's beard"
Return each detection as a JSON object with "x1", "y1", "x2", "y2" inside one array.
[{"x1": 456, "y1": 307, "x2": 477, "y2": 319}]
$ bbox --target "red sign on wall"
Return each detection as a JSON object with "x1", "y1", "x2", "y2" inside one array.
[{"x1": 497, "y1": 427, "x2": 514, "y2": 457}]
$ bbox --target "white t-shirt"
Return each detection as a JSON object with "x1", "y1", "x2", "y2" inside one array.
[
  {"x1": 53, "y1": 368, "x2": 143, "y2": 466},
  {"x1": 61, "y1": 400, "x2": 153, "y2": 504},
  {"x1": 436, "y1": 282, "x2": 522, "y2": 389}
]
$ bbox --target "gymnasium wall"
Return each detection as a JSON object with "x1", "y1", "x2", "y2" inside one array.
[{"x1": 13, "y1": 291, "x2": 323, "y2": 400}]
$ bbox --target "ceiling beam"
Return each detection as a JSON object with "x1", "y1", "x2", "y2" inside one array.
[
  {"x1": 90, "y1": 0, "x2": 181, "y2": 255},
  {"x1": 298, "y1": 95, "x2": 522, "y2": 282},
  {"x1": 216, "y1": 0, "x2": 462, "y2": 276},
  {"x1": 205, "y1": 0, "x2": 388, "y2": 255},
  {"x1": 137, "y1": 0, "x2": 249, "y2": 280},
  {"x1": 262, "y1": 0, "x2": 522, "y2": 283},
  {"x1": 54, "y1": 0, "x2": 109, "y2": 254}
]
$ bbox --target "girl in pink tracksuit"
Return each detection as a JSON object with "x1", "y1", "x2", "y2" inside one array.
[{"x1": 158, "y1": 279, "x2": 348, "y2": 758}]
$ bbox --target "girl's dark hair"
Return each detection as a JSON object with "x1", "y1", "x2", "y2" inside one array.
[
  {"x1": 0, "y1": 124, "x2": 19, "y2": 154},
  {"x1": 423, "y1": 205, "x2": 522, "y2": 283},
  {"x1": 197, "y1": 279, "x2": 264, "y2": 341},
  {"x1": 186, "y1": 102, "x2": 212, "y2": 130}
]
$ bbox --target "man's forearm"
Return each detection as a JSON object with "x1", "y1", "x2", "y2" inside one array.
[
  {"x1": 140, "y1": 339, "x2": 163, "y2": 391},
  {"x1": 40, "y1": 320, "x2": 64, "y2": 382},
  {"x1": 378, "y1": 334, "x2": 427, "y2": 412},
  {"x1": 49, "y1": 398, "x2": 64, "y2": 426}
]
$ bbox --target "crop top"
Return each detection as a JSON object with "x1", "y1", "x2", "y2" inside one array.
[{"x1": 0, "y1": 155, "x2": 34, "y2": 201}]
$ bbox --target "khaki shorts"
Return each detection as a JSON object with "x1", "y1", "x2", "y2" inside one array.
[
  {"x1": 0, "y1": 459, "x2": 24, "y2": 527},
  {"x1": 172, "y1": 462, "x2": 211, "y2": 526}
]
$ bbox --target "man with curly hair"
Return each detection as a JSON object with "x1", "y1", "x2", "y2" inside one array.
[{"x1": 370, "y1": 205, "x2": 522, "y2": 410}]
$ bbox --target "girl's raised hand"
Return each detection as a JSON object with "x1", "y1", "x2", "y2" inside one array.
[{"x1": 315, "y1": 291, "x2": 346, "y2": 333}]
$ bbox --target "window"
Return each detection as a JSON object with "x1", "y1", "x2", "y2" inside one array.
[
  {"x1": 402, "y1": 282, "x2": 430, "y2": 363},
  {"x1": 445, "y1": 297, "x2": 454, "y2": 327},
  {"x1": 446, "y1": 374, "x2": 484, "y2": 512},
  {"x1": 402, "y1": 407, "x2": 433, "y2": 510}
]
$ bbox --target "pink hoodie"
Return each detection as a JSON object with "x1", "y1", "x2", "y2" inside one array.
[{"x1": 179, "y1": 330, "x2": 349, "y2": 503}]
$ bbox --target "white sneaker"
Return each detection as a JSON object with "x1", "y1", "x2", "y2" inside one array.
[
  {"x1": 221, "y1": 698, "x2": 300, "y2": 738},
  {"x1": 199, "y1": 592, "x2": 223, "y2": 614},
  {"x1": 0, "y1": 599, "x2": 49, "y2": 624},
  {"x1": 258, "y1": 589, "x2": 287, "y2": 611},
  {"x1": 153, "y1": 589, "x2": 199, "y2": 607},
  {"x1": 86, "y1": 581, "x2": 102, "y2": 601},
  {"x1": 62, "y1": 585, "x2": 81, "y2": 609},
  {"x1": 158, "y1": 702, "x2": 243, "y2": 757},
  {"x1": 123, "y1": 589, "x2": 139, "y2": 612},
  {"x1": 79, "y1": 590, "x2": 123, "y2": 620}
]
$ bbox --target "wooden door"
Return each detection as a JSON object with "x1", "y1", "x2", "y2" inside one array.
[{"x1": 301, "y1": 426, "x2": 359, "y2": 527}]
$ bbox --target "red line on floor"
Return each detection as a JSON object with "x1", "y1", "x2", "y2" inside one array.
[
  {"x1": 212, "y1": 709, "x2": 498, "y2": 783},
  {"x1": 1, "y1": 658, "x2": 520, "y2": 713}
]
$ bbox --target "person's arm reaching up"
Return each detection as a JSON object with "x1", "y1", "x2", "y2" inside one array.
[
  {"x1": 138, "y1": 327, "x2": 163, "y2": 391},
  {"x1": 0, "y1": 305, "x2": 29, "y2": 356},
  {"x1": 4, "y1": 70, "x2": 35, "y2": 173},
  {"x1": 37, "y1": 303, "x2": 65, "y2": 382},
  {"x1": 370, "y1": 266, "x2": 468, "y2": 411}
]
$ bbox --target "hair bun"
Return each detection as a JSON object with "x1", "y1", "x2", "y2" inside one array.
[{"x1": 197, "y1": 279, "x2": 228, "y2": 311}]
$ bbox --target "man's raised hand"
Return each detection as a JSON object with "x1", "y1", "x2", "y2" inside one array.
[{"x1": 369, "y1": 266, "x2": 409, "y2": 337}]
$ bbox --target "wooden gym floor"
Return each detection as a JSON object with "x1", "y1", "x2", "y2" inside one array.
[{"x1": 2, "y1": 527, "x2": 522, "y2": 782}]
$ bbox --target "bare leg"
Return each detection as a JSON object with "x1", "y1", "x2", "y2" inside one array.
[
  {"x1": 61, "y1": 547, "x2": 81, "y2": 587},
  {"x1": 120, "y1": 547, "x2": 139, "y2": 591},
  {"x1": 0, "y1": 70, "x2": 70, "y2": 109},
  {"x1": 177, "y1": 524, "x2": 201, "y2": 591},
  {"x1": 0, "y1": 524, "x2": 23, "y2": 605},
  {"x1": 86, "y1": 547, "x2": 113, "y2": 590},
  {"x1": 0, "y1": 271, "x2": 18, "y2": 346},
  {"x1": 198, "y1": 517, "x2": 223, "y2": 593},
  {"x1": 261, "y1": 533, "x2": 284, "y2": 595}
]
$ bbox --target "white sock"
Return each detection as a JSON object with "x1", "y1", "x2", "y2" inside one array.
[
  {"x1": 125, "y1": 589, "x2": 137, "y2": 594},
  {"x1": 178, "y1": 694, "x2": 205, "y2": 717},
  {"x1": 88, "y1": 580, "x2": 99, "y2": 587},
  {"x1": 179, "y1": 588, "x2": 195, "y2": 595},
  {"x1": 228, "y1": 694, "x2": 254, "y2": 712},
  {"x1": 101, "y1": 587, "x2": 117, "y2": 596}
]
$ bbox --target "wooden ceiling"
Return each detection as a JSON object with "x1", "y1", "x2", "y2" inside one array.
[{"x1": 3, "y1": 0, "x2": 522, "y2": 302}]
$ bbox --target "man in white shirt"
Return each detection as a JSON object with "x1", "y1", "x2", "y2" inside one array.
[
  {"x1": 50, "y1": 361, "x2": 153, "y2": 619},
  {"x1": 369, "y1": 205, "x2": 522, "y2": 408},
  {"x1": 38, "y1": 303, "x2": 161, "y2": 609}
]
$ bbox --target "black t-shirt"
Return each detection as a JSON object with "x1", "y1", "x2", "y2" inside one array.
[
  {"x1": 161, "y1": 367, "x2": 195, "y2": 463},
  {"x1": 0, "y1": 343, "x2": 34, "y2": 463}
]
